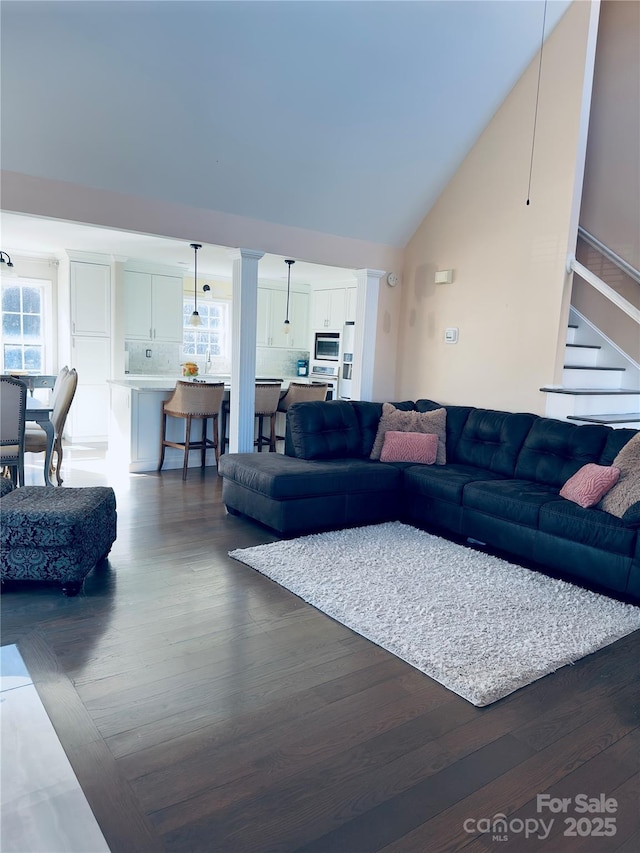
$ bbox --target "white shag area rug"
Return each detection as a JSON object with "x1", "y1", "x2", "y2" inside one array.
[{"x1": 229, "y1": 522, "x2": 640, "y2": 706}]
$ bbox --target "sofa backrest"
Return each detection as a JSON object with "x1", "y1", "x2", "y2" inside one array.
[
  {"x1": 415, "y1": 399, "x2": 472, "y2": 459},
  {"x1": 350, "y1": 400, "x2": 416, "y2": 457},
  {"x1": 514, "y1": 419, "x2": 611, "y2": 487},
  {"x1": 599, "y1": 428, "x2": 638, "y2": 466},
  {"x1": 448, "y1": 408, "x2": 537, "y2": 476},
  {"x1": 286, "y1": 400, "x2": 362, "y2": 459}
]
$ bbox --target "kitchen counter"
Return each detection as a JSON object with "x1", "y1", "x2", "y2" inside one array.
[
  {"x1": 107, "y1": 375, "x2": 307, "y2": 473},
  {"x1": 108, "y1": 375, "x2": 300, "y2": 391}
]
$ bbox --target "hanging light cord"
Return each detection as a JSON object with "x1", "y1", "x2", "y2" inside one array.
[
  {"x1": 191, "y1": 243, "x2": 200, "y2": 313},
  {"x1": 285, "y1": 260, "x2": 293, "y2": 322},
  {"x1": 526, "y1": 0, "x2": 548, "y2": 206}
]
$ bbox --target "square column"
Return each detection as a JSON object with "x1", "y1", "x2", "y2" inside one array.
[
  {"x1": 230, "y1": 248, "x2": 264, "y2": 453},
  {"x1": 353, "y1": 269, "x2": 385, "y2": 401}
]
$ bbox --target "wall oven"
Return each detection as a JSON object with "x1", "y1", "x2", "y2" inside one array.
[
  {"x1": 313, "y1": 331, "x2": 340, "y2": 362},
  {"x1": 309, "y1": 362, "x2": 339, "y2": 400}
]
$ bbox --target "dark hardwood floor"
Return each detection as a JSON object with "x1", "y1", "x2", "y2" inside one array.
[{"x1": 2, "y1": 452, "x2": 639, "y2": 852}]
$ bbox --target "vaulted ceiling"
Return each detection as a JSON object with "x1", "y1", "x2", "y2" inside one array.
[{"x1": 1, "y1": 0, "x2": 571, "y2": 260}]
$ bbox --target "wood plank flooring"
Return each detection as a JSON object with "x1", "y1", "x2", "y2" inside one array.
[{"x1": 2, "y1": 454, "x2": 639, "y2": 852}]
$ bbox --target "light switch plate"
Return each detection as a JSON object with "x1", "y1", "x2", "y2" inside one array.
[{"x1": 444, "y1": 327, "x2": 458, "y2": 344}]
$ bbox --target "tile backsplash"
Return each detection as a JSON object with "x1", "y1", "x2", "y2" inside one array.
[
  {"x1": 126, "y1": 342, "x2": 182, "y2": 375},
  {"x1": 126, "y1": 341, "x2": 309, "y2": 378}
]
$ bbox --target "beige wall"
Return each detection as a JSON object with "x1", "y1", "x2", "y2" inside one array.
[
  {"x1": 575, "y1": 0, "x2": 639, "y2": 360},
  {"x1": 395, "y1": 1, "x2": 596, "y2": 413},
  {"x1": 580, "y1": 0, "x2": 640, "y2": 269}
]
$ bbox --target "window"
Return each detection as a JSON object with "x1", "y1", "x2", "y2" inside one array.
[
  {"x1": 182, "y1": 298, "x2": 230, "y2": 360},
  {"x1": 1, "y1": 280, "x2": 48, "y2": 372}
]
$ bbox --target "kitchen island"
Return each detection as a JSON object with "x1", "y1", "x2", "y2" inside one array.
[{"x1": 107, "y1": 375, "x2": 298, "y2": 473}]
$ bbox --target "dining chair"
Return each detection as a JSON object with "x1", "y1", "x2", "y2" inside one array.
[
  {"x1": 50, "y1": 365, "x2": 70, "y2": 408},
  {"x1": 0, "y1": 376, "x2": 27, "y2": 487},
  {"x1": 158, "y1": 381, "x2": 225, "y2": 480},
  {"x1": 220, "y1": 382, "x2": 283, "y2": 454},
  {"x1": 24, "y1": 368, "x2": 78, "y2": 486}
]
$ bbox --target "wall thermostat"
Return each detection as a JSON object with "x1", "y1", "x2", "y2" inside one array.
[
  {"x1": 444, "y1": 327, "x2": 459, "y2": 344},
  {"x1": 386, "y1": 272, "x2": 398, "y2": 287}
]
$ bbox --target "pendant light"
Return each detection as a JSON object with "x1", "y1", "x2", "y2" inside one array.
[
  {"x1": 189, "y1": 242, "x2": 202, "y2": 326},
  {"x1": 0, "y1": 250, "x2": 17, "y2": 277},
  {"x1": 283, "y1": 259, "x2": 295, "y2": 335}
]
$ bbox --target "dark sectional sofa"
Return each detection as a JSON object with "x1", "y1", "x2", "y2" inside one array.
[{"x1": 218, "y1": 399, "x2": 640, "y2": 602}]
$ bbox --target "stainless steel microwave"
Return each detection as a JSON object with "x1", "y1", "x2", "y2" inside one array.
[{"x1": 314, "y1": 332, "x2": 340, "y2": 361}]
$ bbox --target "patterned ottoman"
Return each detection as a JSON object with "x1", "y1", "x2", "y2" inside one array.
[{"x1": 1, "y1": 486, "x2": 117, "y2": 595}]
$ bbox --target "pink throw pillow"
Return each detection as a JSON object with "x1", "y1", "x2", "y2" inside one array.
[
  {"x1": 559, "y1": 463, "x2": 620, "y2": 509},
  {"x1": 380, "y1": 431, "x2": 438, "y2": 465}
]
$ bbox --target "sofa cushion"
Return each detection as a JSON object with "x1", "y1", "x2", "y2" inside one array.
[
  {"x1": 599, "y1": 432, "x2": 640, "y2": 519},
  {"x1": 404, "y1": 464, "x2": 505, "y2": 505},
  {"x1": 463, "y1": 479, "x2": 560, "y2": 527},
  {"x1": 559, "y1": 463, "x2": 620, "y2": 508},
  {"x1": 218, "y1": 453, "x2": 401, "y2": 500},
  {"x1": 539, "y1": 500, "x2": 636, "y2": 557},
  {"x1": 599, "y1": 428, "x2": 637, "y2": 465},
  {"x1": 448, "y1": 409, "x2": 536, "y2": 476},
  {"x1": 514, "y1": 419, "x2": 609, "y2": 487},
  {"x1": 370, "y1": 404, "x2": 447, "y2": 463},
  {"x1": 350, "y1": 400, "x2": 415, "y2": 458},
  {"x1": 415, "y1": 401, "x2": 473, "y2": 459},
  {"x1": 286, "y1": 400, "x2": 361, "y2": 460}
]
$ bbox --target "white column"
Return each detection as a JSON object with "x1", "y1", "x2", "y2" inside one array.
[
  {"x1": 230, "y1": 248, "x2": 264, "y2": 453},
  {"x1": 352, "y1": 269, "x2": 385, "y2": 401}
]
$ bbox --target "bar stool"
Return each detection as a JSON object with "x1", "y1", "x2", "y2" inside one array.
[
  {"x1": 158, "y1": 381, "x2": 225, "y2": 480},
  {"x1": 275, "y1": 382, "x2": 329, "y2": 446},
  {"x1": 221, "y1": 382, "x2": 282, "y2": 453}
]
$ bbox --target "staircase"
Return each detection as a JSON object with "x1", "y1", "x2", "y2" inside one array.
[{"x1": 541, "y1": 309, "x2": 640, "y2": 429}]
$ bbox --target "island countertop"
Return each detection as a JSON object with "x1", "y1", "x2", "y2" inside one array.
[{"x1": 108, "y1": 375, "x2": 305, "y2": 391}]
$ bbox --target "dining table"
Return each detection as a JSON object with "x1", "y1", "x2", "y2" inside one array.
[{"x1": 26, "y1": 397, "x2": 54, "y2": 487}]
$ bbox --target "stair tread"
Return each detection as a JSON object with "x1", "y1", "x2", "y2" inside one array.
[
  {"x1": 566, "y1": 343, "x2": 601, "y2": 349},
  {"x1": 540, "y1": 386, "x2": 640, "y2": 395},
  {"x1": 567, "y1": 413, "x2": 640, "y2": 424},
  {"x1": 563, "y1": 365, "x2": 625, "y2": 371}
]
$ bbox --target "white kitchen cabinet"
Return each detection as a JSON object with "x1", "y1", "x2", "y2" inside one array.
[
  {"x1": 345, "y1": 287, "x2": 357, "y2": 323},
  {"x1": 124, "y1": 271, "x2": 183, "y2": 342},
  {"x1": 311, "y1": 288, "x2": 345, "y2": 331},
  {"x1": 66, "y1": 336, "x2": 111, "y2": 441},
  {"x1": 70, "y1": 261, "x2": 110, "y2": 337},
  {"x1": 257, "y1": 287, "x2": 309, "y2": 349}
]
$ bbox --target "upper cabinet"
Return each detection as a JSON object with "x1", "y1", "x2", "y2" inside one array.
[
  {"x1": 311, "y1": 287, "x2": 346, "y2": 331},
  {"x1": 70, "y1": 261, "x2": 111, "y2": 337},
  {"x1": 345, "y1": 287, "x2": 357, "y2": 323},
  {"x1": 124, "y1": 271, "x2": 183, "y2": 342},
  {"x1": 257, "y1": 285, "x2": 309, "y2": 350}
]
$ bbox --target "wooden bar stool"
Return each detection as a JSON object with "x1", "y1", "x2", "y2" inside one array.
[
  {"x1": 158, "y1": 381, "x2": 225, "y2": 479},
  {"x1": 220, "y1": 382, "x2": 283, "y2": 453}
]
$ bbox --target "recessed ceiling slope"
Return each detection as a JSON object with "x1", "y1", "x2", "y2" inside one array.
[{"x1": 0, "y1": 0, "x2": 570, "y2": 247}]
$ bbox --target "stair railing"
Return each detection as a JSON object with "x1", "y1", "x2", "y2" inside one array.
[{"x1": 567, "y1": 228, "x2": 640, "y2": 325}]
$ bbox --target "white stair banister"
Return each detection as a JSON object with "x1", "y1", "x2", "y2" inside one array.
[{"x1": 566, "y1": 254, "x2": 640, "y2": 325}]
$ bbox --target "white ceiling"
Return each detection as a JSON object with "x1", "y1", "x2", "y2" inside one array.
[{"x1": 0, "y1": 0, "x2": 571, "y2": 276}]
